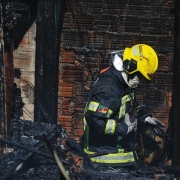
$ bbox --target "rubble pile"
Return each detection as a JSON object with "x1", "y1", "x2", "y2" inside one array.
[{"x1": 0, "y1": 119, "x2": 179, "y2": 180}]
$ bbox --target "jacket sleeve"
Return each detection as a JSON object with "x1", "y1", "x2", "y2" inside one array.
[{"x1": 85, "y1": 87, "x2": 128, "y2": 137}]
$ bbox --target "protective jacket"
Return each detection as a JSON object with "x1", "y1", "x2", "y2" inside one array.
[{"x1": 83, "y1": 66, "x2": 137, "y2": 166}]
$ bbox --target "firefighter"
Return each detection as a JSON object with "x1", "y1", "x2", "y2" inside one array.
[{"x1": 83, "y1": 44, "x2": 165, "y2": 167}]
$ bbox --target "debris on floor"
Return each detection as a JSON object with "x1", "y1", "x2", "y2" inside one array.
[{"x1": 0, "y1": 119, "x2": 179, "y2": 180}]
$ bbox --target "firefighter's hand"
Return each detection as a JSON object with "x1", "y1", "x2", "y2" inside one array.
[
  {"x1": 144, "y1": 117, "x2": 165, "y2": 137},
  {"x1": 124, "y1": 113, "x2": 137, "y2": 134},
  {"x1": 145, "y1": 117, "x2": 165, "y2": 128}
]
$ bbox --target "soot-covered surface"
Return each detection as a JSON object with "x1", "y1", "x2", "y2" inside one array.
[{"x1": 0, "y1": 119, "x2": 179, "y2": 180}]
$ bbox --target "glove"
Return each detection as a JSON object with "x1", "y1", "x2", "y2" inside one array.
[
  {"x1": 145, "y1": 116, "x2": 165, "y2": 127},
  {"x1": 124, "y1": 113, "x2": 137, "y2": 134},
  {"x1": 128, "y1": 75, "x2": 139, "y2": 88},
  {"x1": 144, "y1": 116, "x2": 165, "y2": 137},
  {"x1": 121, "y1": 72, "x2": 139, "y2": 88}
]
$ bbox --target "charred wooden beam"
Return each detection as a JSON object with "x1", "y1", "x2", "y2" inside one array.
[
  {"x1": 1, "y1": 138, "x2": 46, "y2": 180},
  {"x1": 0, "y1": 132, "x2": 69, "y2": 180},
  {"x1": 34, "y1": 0, "x2": 64, "y2": 124},
  {"x1": 0, "y1": 119, "x2": 64, "y2": 179},
  {"x1": 0, "y1": 138, "x2": 63, "y2": 161}
]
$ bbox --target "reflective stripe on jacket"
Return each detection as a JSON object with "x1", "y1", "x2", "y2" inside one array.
[{"x1": 83, "y1": 93, "x2": 136, "y2": 164}]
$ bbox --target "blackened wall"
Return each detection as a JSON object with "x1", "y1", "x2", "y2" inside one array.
[{"x1": 58, "y1": 0, "x2": 174, "y2": 141}]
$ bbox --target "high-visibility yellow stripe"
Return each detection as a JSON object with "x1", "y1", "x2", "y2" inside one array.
[
  {"x1": 107, "y1": 109, "x2": 113, "y2": 118},
  {"x1": 84, "y1": 148, "x2": 95, "y2": 155},
  {"x1": 88, "y1": 101, "x2": 99, "y2": 111},
  {"x1": 90, "y1": 156, "x2": 135, "y2": 163},
  {"x1": 118, "y1": 148, "x2": 124, "y2": 153},
  {"x1": 121, "y1": 95, "x2": 131, "y2": 104},
  {"x1": 84, "y1": 148, "x2": 135, "y2": 163},
  {"x1": 119, "y1": 104, "x2": 126, "y2": 119},
  {"x1": 83, "y1": 118, "x2": 89, "y2": 149},
  {"x1": 121, "y1": 93, "x2": 134, "y2": 104},
  {"x1": 83, "y1": 93, "x2": 136, "y2": 164},
  {"x1": 86, "y1": 101, "x2": 114, "y2": 118},
  {"x1": 84, "y1": 103, "x2": 88, "y2": 113},
  {"x1": 104, "y1": 119, "x2": 116, "y2": 135},
  {"x1": 83, "y1": 117, "x2": 87, "y2": 130},
  {"x1": 119, "y1": 93, "x2": 134, "y2": 119}
]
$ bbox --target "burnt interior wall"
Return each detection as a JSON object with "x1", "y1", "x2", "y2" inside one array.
[
  {"x1": 58, "y1": 0, "x2": 174, "y2": 142},
  {"x1": 1, "y1": 0, "x2": 36, "y2": 141}
]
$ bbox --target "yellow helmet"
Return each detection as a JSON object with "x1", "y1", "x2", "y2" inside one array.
[{"x1": 123, "y1": 44, "x2": 158, "y2": 80}]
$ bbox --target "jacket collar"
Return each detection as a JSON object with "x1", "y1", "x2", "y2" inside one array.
[{"x1": 109, "y1": 65, "x2": 129, "y2": 89}]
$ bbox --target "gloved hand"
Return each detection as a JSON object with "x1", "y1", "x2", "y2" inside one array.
[
  {"x1": 145, "y1": 116, "x2": 165, "y2": 127},
  {"x1": 121, "y1": 72, "x2": 139, "y2": 89},
  {"x1": 128, "y1": 75, "x2": 139, "y2": 88},
  {"x1": 144, "y1": 116, "x2": 165, "y2": 137},
  {"x1": 124, "y1": 113, "x2": 137, "y2": 134}
]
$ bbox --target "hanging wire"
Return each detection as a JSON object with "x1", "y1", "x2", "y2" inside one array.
[
  {"x1": 23, "y1": 106, "x2": 34, "y2": 120},
  {"x1": 36, "y1": 98, "x2": 54, "y2": 124},
  {"x1": 20, "y1": 77, "x2": 54, "y2": 124}
]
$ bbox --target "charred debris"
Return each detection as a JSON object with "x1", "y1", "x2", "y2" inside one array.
[{"x1": 0, "y1": 118, "x2": 179, "y2": 180}]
